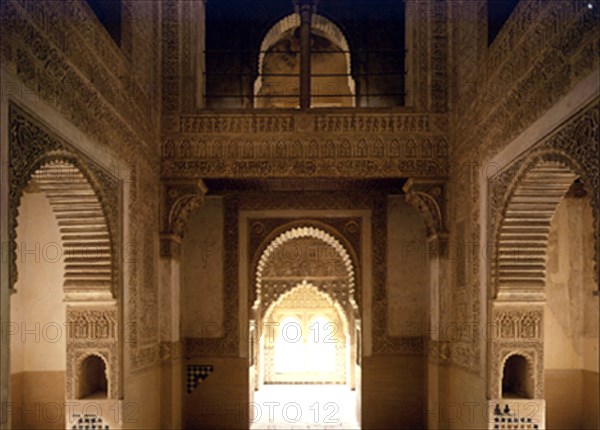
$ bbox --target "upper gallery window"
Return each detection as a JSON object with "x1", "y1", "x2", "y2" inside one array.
[
  {"x1": 254, "y1": 12, "x2": 355, "y2": 108},
  {"x1": 204, "y1": 0, "x2": 406, "y2": 109}
]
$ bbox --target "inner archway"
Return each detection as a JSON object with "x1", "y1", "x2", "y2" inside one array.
[{"x1": 250, "y1": 225, "x2": 360, "y2": 429}]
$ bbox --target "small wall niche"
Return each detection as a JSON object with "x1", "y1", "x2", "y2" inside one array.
[
  {"x1": 501, "y1": 354, "x2": 533, "y2": 399},
  {"x1": 78, "y1": 355, "x2": 108, "y2": 399}
]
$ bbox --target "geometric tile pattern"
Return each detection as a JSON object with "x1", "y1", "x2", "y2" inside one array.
[
  {"x1": 71, "y1": 414, "x2": 109, "y2": 430},
  {"x1": 186, "y1": 365, "x2": 214, "y2": 393}
]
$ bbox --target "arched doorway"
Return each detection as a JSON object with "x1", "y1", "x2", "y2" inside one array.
[
  {"x1": 6, "y1": 109, "x2": 123, "y2": 429},
  {"x1": 250, "y1": 226, "x2": 360, "y2": 429},
  {"x1": 489, "y1": 148, "x2": 599, "y2": 429}
]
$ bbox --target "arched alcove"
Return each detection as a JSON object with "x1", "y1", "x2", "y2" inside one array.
[
  {"x1": 78, "y1": 355, "x2": 108, "y2": 399},
  {"x1": 490, "y1": 139, "x2": 599, "y2": 428},
  {"x1": 501, "y1": 354, "x2": 533, "y2": 399},
  {"x1": 8, "y1": 107, "x2": 124, "y2": 408},
  {"x1": 11, "y1": 157, "x2": 117, "y2": 301}
]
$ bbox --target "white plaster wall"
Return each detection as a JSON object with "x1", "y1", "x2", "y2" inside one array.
[
  {"x1": 10, "y1": 190, "x2": 66, "y2": 372},
  {"x1": 181, "y1": 196, "x2": 224, "y2": 338},
  {"x1": 386, "y1": 195, "x2": 429, "y2": 337},
  {"x1": 545, "y1": 196, "x2": 598, "y2": 372}
]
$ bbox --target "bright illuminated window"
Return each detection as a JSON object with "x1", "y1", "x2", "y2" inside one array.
[
  {"x1": 275, "y1": 317, "x2": 304, "y2": 373},
  {"x1": 306, "y1": 317, "x2": 336, "y2": 372},
  {"x1": 274, "y1": 315, "x2": 337, "y2": 374}
]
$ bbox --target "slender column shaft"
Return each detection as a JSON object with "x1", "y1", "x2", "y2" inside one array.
[{"x1": 296, "y1": 1, "x2": 316, "y2": 109}]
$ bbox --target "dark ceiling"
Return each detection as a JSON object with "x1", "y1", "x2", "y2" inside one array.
[{"x1": 204, "y1": 177, "x2": 407, "y2": 194}]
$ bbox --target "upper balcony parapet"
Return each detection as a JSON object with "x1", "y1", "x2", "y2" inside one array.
[
  {"x1": 162, "y1": 110, "x2": 448, "y2": 179},
  {"x1": 174, "y1": 111, "x2": 447, "y2": 135}
]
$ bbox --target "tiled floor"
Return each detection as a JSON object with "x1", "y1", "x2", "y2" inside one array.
[{"x1": 250, "y1": 384, "x2": 360, "y2": 429}]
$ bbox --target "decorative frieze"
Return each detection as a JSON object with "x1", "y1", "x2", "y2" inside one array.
[
  {"x1": 67, "y1": 308, "x2": 118, "y2": 342},
  {"x1": 178, "y1": 112, "x2": 444, "y2": 134},
  {"x1": 162, "y1": 112, "x2": 449, "y2": 179}
]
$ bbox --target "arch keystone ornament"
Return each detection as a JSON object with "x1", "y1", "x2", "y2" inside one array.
[{"x1": 160, "y1": 179, "x2": 208, "y2": 257}]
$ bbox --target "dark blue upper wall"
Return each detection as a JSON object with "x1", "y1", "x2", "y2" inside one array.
[{"x1": 487, "y1": 0, "x2": 520, "y2": 45}]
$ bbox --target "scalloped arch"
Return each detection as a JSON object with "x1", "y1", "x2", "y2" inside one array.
[{"x1": 255, "y1": 225, "x2": 357, "y2": 313}]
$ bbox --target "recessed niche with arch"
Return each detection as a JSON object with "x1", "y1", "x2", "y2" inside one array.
[
  {"x1": 501, "y1": 354, "x2": 533, "y2": 399},
  {"x1": 78, "y1": 354, "x2": 109, "y2": 399}
]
